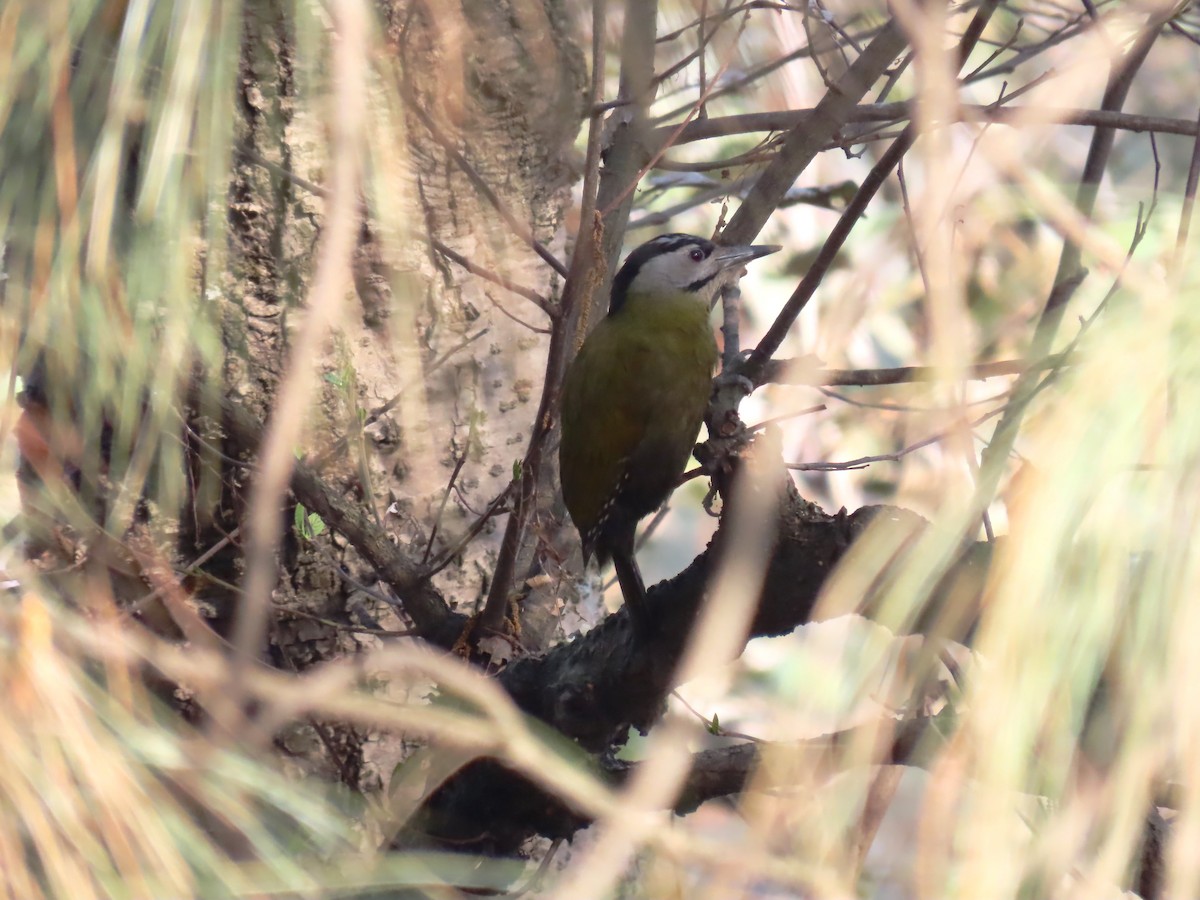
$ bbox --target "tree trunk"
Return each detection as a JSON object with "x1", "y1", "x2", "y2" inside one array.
[{"x1": 204, "y1": 0, "x2": 584, "y2": 791}]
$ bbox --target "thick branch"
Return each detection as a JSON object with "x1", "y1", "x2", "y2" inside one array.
[{"x1": 422, "y1": 468, "x2": 995, "y2": 851}]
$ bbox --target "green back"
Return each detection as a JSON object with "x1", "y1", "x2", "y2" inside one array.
[{"x1": 559, "y1": 291, "x2": 718, "y2": 558}]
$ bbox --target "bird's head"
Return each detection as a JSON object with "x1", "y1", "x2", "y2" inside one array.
[{"x1": 609, "y1": 233, "x2": 779, "y2": 315}]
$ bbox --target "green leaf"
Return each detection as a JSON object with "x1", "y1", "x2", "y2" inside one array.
[{"x1": 294, "y1": 504, "x2": 324, "y2": 540}]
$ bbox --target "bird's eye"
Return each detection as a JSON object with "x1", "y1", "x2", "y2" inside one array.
[{"x1": 689, "y1": 248, "x2": 704, "y2": 262}]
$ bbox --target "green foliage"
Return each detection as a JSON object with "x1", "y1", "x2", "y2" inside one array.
[{"x1": 294, "y1": 502, "x2": 326, "y2": 540}]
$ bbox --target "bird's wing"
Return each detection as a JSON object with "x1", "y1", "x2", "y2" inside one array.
[{"x1": 559, "y1": 323, "x2": 648, "y2": 558}]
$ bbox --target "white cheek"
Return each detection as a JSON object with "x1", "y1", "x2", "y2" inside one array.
[
  {"x1": 632, "y1": 256, "x2": 707, "y2": 294},
  {"x1": 632, "y1": 267, "x2": 674, "y2": 294}
]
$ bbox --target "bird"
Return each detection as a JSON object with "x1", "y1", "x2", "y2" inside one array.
[{"x1": 558, "y1": 233, "x2": 779, "y2": 632}]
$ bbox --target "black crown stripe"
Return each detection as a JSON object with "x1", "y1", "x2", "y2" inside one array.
[{"x1": 608, "y1": 234, "x2": 715, "y2": 316}]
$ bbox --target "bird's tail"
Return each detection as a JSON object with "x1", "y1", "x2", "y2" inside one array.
[{"x1": 609, "y1": 532, "x2": 653, "y2": 635}]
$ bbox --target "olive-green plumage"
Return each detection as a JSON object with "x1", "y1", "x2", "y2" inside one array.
[
  {"x1": 560, "y1": 291, "x2": 716, "y2": 561},
  {"x1": 558, "y1": 234, "x2": 778, "y2": 631}
]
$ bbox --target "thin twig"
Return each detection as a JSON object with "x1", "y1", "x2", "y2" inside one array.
[
  {"x1": 747, "y1": 403, "x2": 826, "y2": 433},
  {"x1": 787, "y1": 404, "x2": 1008, "y2": 472},
  {"x1": 431, "y1": 240, "x2": 556, "y2": 317},
  {"x1": 719, "y1": 16, "x2": 911, "y2": 244},
  {"x1": 600, "y1": 20, "x2": 750, "y2": 218},
  {"x1": 653, "y1": 23, "x2": 885, "y2": 125},
  {"x1": 743, "y1": 126, "x2": 916, "y2": 380},
  {"x1": 741, "y1": 0, "x2": 1002, "y2": 379},
  {"x1": 666, "y1": 104, "x2": 1200, "y2": 147},
  {"x1": 307, "y1": 328, "x2": 489, "y2": 473},
  {"x1": 976, "y1": 9, "x2": 1170, "y2": 500},
  {"x1": 655, "y1": 0, "x2": 801, "y2": 45},
  {"x1": 1171, "y1": 105, "x2": 1200, "y2": 276},
  {"x1": 423, "y1": 483, "x2": 514, "y2": 580},
  {"x1": 422, "y1": 453, "x2": 468, "y2": 565},
  {"x1": 671, "y1": 689, "x2": 765, "y2": 744},
  {"x1": 483, "y1": 289, "x2": 553, "y2": 335},
  {"x1": 276, "y1": 607, "x2": 417, "y2": 643},
  {"x1": 401, "y1": 93, "x2": 569, "y2": 279},
  {"x1": 819, "y1": 387, "x2": 1011, "y2": 415}
]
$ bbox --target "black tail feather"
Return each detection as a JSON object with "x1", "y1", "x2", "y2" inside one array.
[{"x1": 608, "y1": 527, "x2": 653, "y2": 635}]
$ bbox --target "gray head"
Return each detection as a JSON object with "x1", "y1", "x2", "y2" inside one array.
[{"x1": 609, "y1": 233, "x2": 779, "y2": 315}]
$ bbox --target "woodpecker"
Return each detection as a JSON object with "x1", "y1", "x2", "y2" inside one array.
[{"x1": 558, "y1": 233, "x2": 778, "y2": 631}]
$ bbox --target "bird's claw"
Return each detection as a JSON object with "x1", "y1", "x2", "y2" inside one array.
[{"x1": 714, "y1": 371, "x2": 755, "y2": 397}]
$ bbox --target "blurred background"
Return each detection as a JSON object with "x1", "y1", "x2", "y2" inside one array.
[{"x1": 1, "y1": 0, "x2": 1198, "y2": 896}]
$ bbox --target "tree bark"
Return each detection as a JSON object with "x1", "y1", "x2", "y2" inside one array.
[{"x1": 206, "y1": 0, "x2": 585, "y2": 791}]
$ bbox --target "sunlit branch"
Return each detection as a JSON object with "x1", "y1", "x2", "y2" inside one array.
[{"x1": 664, "y1": 103, "x2": 1200, "y2": 147}]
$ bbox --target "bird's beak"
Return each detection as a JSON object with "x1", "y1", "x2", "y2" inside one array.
[{"x1": 712, "y1": 244, "x2": 781, "y2": 270}]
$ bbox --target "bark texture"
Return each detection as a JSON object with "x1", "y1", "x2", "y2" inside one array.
[{"x1": 204, "y1": 0, "x2": 585, "y2": 791}]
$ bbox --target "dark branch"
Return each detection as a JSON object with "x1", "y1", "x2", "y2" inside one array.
[
  {"x1": 662, "y1": 104, "x2": 1200, "y2": 147},
  {"x1": 422, "y1": 456, "x2": 995, "y2": 851},
  {"x1": 760, "y1": 354, "x2": 1074, "y2": 386}
]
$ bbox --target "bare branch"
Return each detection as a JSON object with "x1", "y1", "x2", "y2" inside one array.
[
  {"x1": 430, "y1": 240, "x2": 556, "y2": 317},
  {"x1": 740, "y1": 0, "x2": 1004, "y2": 380},
  {"x1": 759, "y1": 354, "x2": 1074, "y2": 386},
  {"x1": 718, "y1": 16, "x2": 910, "y2": 244},
  {"x1": 665, "y1": 104, "x2": 1200, "y2": 147}
]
